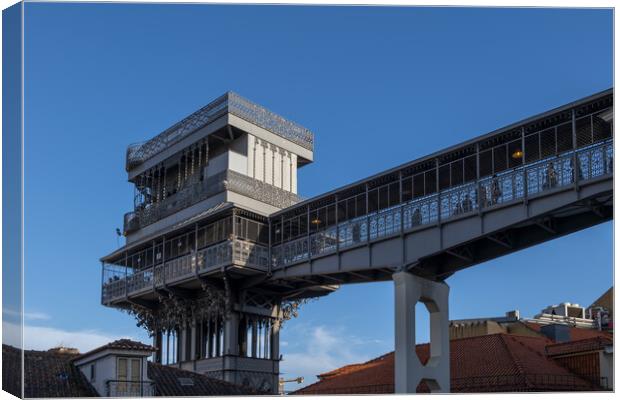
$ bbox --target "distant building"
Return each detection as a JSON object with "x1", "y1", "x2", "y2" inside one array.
[
  {"x1": 588, "y1": 287, "x2": 613, "y2": 331},
  {"x1": 295, "y1": 300, "x2": 614, "y2": 394},
  {"x1": 2, "y1": 339, "x2": 256, "y2": 398}
]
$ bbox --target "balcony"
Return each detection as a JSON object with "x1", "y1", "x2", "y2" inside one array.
[
  {"x1": 126, "y1": 92, "x2": 314, "y2": 171},
  {"x1": 106, "y1": 380, "x2": 155, "y2": 397},
  {"x1": 124, "y1": 170, "x2": 301, "y2": 234},
  {"x1": 102, "y1": 238, "x2": 269, "y2": 304}
]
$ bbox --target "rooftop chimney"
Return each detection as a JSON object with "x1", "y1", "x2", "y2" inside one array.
[{"x1": 505, "y1": 310, "x2": 520, "y2": 320}]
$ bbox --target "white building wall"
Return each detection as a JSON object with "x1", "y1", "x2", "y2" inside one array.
[
  {"x1": 229, "y1": 149, "x2": 248, "y2": 175},
  {"x1": 291, "y1": 153, "x2": 298, "y2": 193},
  {"x1": 243, "y1": 134, "x2": 298, "y2": 194},
  {"x1": 228, "y1": 135, "x2": 248, "y2": 175},
  {"x1": 206, "y1": 152, "x2": 228, "y2": 178}
]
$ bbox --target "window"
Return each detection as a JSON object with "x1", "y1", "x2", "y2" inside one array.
[
  {"x1": 89, "y1": 364, "x2": 95, "y2": 381},
  {"x1": 117, "y1": 357, "x2": 142, "y2": 395},
  {"x1": 118, "y1": 358, "x2": 127, "y2": 381}
]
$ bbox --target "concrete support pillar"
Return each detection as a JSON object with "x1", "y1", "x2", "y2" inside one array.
[
  {"x1": 224, "y1": 312, "x2": 240, "y2": 356},
  {"x1": 393, "y1": 271, "x2": 450, "y2": 393}
]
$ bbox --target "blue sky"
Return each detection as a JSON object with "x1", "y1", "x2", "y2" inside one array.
[{"x1": 19, "y1": 3, "x2": 612, "y2": 389}]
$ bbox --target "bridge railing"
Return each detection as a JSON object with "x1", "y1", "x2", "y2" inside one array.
[
  {"x1": 102, "y1": 238, "x2": 269, "y2": 304},
  {"x1": 272, "y1": 140, "x2": 612, "y2": 269}
]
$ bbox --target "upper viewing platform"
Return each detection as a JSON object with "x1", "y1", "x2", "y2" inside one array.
[
  {"x1": 121, "y1": 92, "x2": 316, "y2": 243},
  {"x1": 125, "y1": 91, "x2": 314, "y2": 174}
]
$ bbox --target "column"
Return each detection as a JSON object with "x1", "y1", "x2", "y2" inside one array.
[
  {"x1": 224, "y1": 312, "x2": 240, "y2": 356},
  {"x1": 190, "y1": 321, "x2": 197, "y2": 361},
  {"x1": 251, "y1": 318, "x2": 258, "y2": 358},
  {"x1": 239, "y1": 316, "x2": 248, "y2": 356},
  {"x1": 154, "y1": 330, "x2": 163, "y2": 364},
  {"x1": 179, "y1": 325, "x2": 188, "y2": 363},
  {"x1": 393, "y1": 271, "x2": 450, "y2": 393}
]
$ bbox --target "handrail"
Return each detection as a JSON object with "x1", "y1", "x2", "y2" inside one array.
[
  {"x1": 106, "y1": 380, "x2": 155, "y2": 397},
  {"x1": 102, "y1": 238, "x2": 269, "y2": 303},
  {"x1": 272, "y1": 140, "x2": 613, "y2": 269},
  {"x1": 124, "y1": 170, "x2": 302, "y2": 233},
  {"x1": 106, "y1": 141, "x2": 613, "y2": 301}
]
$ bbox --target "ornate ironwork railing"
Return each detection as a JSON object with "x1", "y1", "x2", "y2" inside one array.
[
  {"x1": 102, "y1": 239, "x2": 269, "y2": 304},
  {"x1": 106, "y1": 380, "x2": 155, "y2": 397},
  {"x1": 227, "y1": 92, "x2": 314, "y2": 151},
  {"x1": 126, "y1": 92, "x2": 314, "y2": 170},
  {"x1": 124, "y1": 170, "x2": 301, "y2": 233},
  {"x1": 272, "y1": 140, "x2": 612, "y2": 269}
]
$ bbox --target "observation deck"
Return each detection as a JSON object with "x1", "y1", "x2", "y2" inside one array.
[{"x1": 125, "y1": 91, "x2": 314, "y2": 173}]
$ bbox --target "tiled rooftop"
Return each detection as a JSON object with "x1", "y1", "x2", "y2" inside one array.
[
  {"x1": 148, "y1": 362, "x2": 257, "y2": 397},
  {"x1": 3, "y1": 343, "x2": 256, "y2": 398},
  {"x1": 294, "y1": 333, "x2": 600, "y2": 394},
  {"x1": 524, "y1": 321, "x2": 613, "y2": 341},
  {"x1": 546, "y1": 336, "x2": 613, "y2": 357},
  {"x1": 71, "y1": 338, "x2": 155, "y2": 362}
]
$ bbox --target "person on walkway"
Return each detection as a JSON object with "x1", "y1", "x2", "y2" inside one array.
[
  {"x1": 544, "y1": 162, "x2": 558, "y2": 189},
  {"x1": 352, "y1": 222, "x2": 361, "y2": 243},
  {"x1": 491, "y1": 176, "x2": 502, "y2": 205},
  {"x1": 461, "y1": 193, "x2": 473, "y2": 213},
  {"x1": 411, "y1": 208, "x2": 422, "y2": 226}
]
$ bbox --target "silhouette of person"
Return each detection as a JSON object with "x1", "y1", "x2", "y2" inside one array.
[
  {"x1": 462, "y1": 194, "x2": 473, "y2": 213},
  {"x1": 411, "y1": 208, "x2": 421, "y2": 226},
  {"x1": 491, "y1": 176, "x2": 501, "y2": 205},
  {"x1": 453, "y1": 202, "x2": 463, "y2": 216},
  {"x1": 352, "y1": 223, "x2": 361, "y2": 243},
  {"x1": 544, "y1": 162, "x2": 558, "y2": 189}
]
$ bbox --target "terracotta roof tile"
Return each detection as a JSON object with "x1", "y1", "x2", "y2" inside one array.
[
  {"x1": 524, "y1": 322, "x2": 612, "y2": 341},
  {"x1": 546, "y1": 336, "x2": 613, "y2": 357},
  {"x1": 71, "y1": 338, "x2": 155, "y2": 362},
  {"x1": 294, "y1": 334, "x2": 599, "y2": 394}
]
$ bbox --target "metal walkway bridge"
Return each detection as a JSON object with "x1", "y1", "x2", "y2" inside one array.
[{"x1": 245, "y1": 90, "x2": 613, "y2": 297}]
